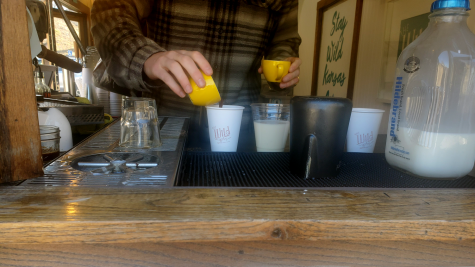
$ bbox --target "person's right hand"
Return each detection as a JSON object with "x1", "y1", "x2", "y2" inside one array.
[{"x1": 143, "y1": 50, "x2": 213, "y2": 98}]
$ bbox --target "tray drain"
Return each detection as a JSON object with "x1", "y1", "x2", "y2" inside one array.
[{"x1": 70, "y1": 152, "x2": 159, "y2": 174}]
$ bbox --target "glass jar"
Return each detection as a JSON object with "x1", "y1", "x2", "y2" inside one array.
[
  {"x1": 35, "y1": 71, "x2": 51, "y2": 98},
  {"x1": 39, "y1": 125, "x2": 61, "y2": 162}
]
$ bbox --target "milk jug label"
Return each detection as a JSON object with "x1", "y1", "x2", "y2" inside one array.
[{"x1": 388, "y1": 76, "x2": 411, "y2": 160}]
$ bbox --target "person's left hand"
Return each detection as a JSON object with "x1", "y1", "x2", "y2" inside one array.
[{"x1": 258, "y1": 57, "x2": 301, "y2": 88}]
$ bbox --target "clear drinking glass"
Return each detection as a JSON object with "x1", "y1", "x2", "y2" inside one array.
[
  {"x1": 119, "y1": 97, "x2": 162, "y2": 149},
  {"x1": 250, "y1": 103, "x2": 290, "y2": 152}
]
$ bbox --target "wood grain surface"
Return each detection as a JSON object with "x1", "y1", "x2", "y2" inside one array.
[
  {"x1": 0, "y1": 0, "x2": 44, "y2": 183},
  {"x1": 1, "y1": 240, "x2": 475, "y2": 266},
  {"x1": 1, "y1": 187, "x2": 475, "y2": 243}
]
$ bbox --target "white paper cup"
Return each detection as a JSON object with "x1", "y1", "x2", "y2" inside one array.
[
  {"x1": 206, "y1": 105, "x2": 245, "y2": 152},
  {"x1": 346, "y1": 108, "x2": 385, "y2": 153}
]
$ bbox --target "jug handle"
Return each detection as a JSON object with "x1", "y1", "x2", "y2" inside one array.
[{"x1": 302, "y1": 134, "x2": 318, "y2": 179}]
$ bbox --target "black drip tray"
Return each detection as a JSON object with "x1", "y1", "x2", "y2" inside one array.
[{"x1": 176, "y1": 152, "x2": 475, "y2": 188}]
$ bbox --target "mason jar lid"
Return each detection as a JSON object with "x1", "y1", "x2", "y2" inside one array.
[{"x1": 39, "y1": 125, "x2": 60, "y2": 135}]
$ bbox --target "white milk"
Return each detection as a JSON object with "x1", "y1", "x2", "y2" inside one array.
[
  {"x1": 254, "y1": 120, "x2": 290, "y2": 152},
  {"x1": 385, "y1": 128, "x2": 475, "y2": 178}
]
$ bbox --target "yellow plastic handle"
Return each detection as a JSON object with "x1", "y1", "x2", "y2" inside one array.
[{"x1": 276, "y1": 64, "x2": 284, "y2": 81}]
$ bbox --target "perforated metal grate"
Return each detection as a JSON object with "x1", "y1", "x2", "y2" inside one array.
[
  {"x1": 66, "y1": 113, "x2": 103, "y2": 124},
  {"x1": 176, "y1": 152, "x2": 475, "y2": 188}
]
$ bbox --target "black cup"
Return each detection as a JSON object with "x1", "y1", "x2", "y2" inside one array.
[{"x1": 290, "y1": 97, "x2": 352, "y2": 179}]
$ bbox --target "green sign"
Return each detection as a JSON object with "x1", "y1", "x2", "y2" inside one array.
[
  {"x1": 322, "y1": 11, "x2": 347, "y2": 88},
  {"x1": 397, "y1": 13, "x2": 430, "y2": 58}
]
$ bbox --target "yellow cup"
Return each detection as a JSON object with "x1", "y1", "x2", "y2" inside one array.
[
  {"x1": 262, "y1": 60, "x2": 291, "y2": 82},
  {"x1": 188, "y1": 71, "x2": 221, "y2": 106}
]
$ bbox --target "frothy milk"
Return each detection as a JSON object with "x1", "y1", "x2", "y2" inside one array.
[
  {"x1": 254, "y1": 120, "x2": 290, "y2": 152},
  {"x1": 385, "y1": 128, "x2": 475, "y2": 178}
]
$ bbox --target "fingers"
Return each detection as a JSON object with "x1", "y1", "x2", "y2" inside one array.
[
  {"x1": 285, "y1": 57, "x2": 302, "y2": 72},
  {"x1": 165, "y1": 58, "x2": 194, "y2": 94},
  {"x1": 167, "y1": 51, "x2": 205, "y2": 89},
  {"x1": 157, "y1": 71, "x2": 186, "y2": 98},
  {"x1": 279, "y1": 57, "x2": 301, "y2": 88},
  {"x1": 282, "y1": 68, "x2": 300, "y2": 83},
  {"x1": 280, "y1": 76, "x2": 299, "y2": 88},
  {"x1": 144, "y1": 50, "x2": 214, "y2": 98},
  {"x1": 144, "y1": 52, "x2": 187, "y2": 97},
  {"x1": 179, "y1": 50, "x2": 213, "y2": 76},
  {"x1": 258, "y1": 66, "x2": 263, "y2": 74}
]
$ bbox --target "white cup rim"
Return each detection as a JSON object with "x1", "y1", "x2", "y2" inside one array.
[
  {"x1": 352, "y1": 108, "x2": 385, "y2": 113},
  {"x1": 206, "y1": 105, "x2": 245, "y2": 110}
]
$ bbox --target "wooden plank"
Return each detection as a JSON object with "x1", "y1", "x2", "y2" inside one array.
[
  {"x1": 1, "y1": 240, "x2": 475, "y2": 266},
  {"x1": 1, "y1": 219, "x2": 475, "y2": 244},
  {"x1": 0, "y1": 187, "x2": 475, "y2": 243},
  {"x1": 0, "y1": 1, "x2": 44, "y2": 182}
]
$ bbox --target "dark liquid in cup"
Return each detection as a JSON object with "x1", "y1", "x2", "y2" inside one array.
[{"x1": 42, "y1": 151, "x2": 60, "y2": 162}]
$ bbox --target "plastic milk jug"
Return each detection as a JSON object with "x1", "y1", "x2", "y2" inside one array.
[{"x1": 385, "y1": 0, "x2": 475, "y2": 179}]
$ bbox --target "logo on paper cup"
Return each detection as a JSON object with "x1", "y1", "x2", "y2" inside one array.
[
  {"x1": 355, "y1": 131, "x2": 374, "y2": 149},
  {"x1": 213, "y1": 126, "x2": 231, "y2": 144}
]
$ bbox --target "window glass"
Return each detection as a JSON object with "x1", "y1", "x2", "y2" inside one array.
[
  {"x1": 33, "y1": 1, "x2": 87, "y2": 96},
  {"x1": 54, "y1": 17, "x2": 78, "y2": 56},
  {"x1": 53, "y1": 17, "x2": 82, "y2": 93}
]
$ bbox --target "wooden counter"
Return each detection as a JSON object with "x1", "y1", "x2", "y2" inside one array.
[{"x1": 1, "y1": 186, "x2": 474, "y2": 265}]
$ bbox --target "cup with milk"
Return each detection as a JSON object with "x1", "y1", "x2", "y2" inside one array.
[{"x1": 251, "y1": 103, "x2": 290, "y2": 152}]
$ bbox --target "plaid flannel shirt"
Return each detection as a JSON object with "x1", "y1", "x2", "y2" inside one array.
[{"x1": 91, "y1": 0, "x2": 301, "y2": 122}]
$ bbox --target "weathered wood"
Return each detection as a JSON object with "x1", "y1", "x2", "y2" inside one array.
[
  {"x1": 1, "y1": 240, "x2": 475, "y2": 266},
  {"x1": 0, "y1": 187, "x2": 475, "y2": 243},
  {"x1": 0, "y1": 0, "x2": 43, "y2": 182}
]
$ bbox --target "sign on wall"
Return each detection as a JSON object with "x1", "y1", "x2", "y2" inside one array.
[
  {"x1": 397, "y1": 13, "x2": 430, "y2": 58},
  {"x1": 312, "y1": 0, "x2": 364, "y2": 99}
]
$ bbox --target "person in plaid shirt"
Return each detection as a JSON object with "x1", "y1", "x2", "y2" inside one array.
[{"x1": 91, "y1": 0, "x2": 301, "y2": 131}]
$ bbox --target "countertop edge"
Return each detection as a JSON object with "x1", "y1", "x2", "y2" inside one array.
[{"x1": 0, "y1": 187, "x2": 474, "y2": 243}]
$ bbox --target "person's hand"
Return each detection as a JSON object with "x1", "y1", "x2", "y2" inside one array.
[
  {"x1": 258, "y1": 57, "x2": 301, "y2": 88},
  {"x1": 144, "y1": 50, "x2": 213, "y2": 98}
]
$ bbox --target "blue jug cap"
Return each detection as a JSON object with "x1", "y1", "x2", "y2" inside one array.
[{"x1": 431, "y1": 0, "x2": 471, "y2": 12}]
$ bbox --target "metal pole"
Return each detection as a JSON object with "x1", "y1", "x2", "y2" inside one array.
[
  {"x1": 46, "y1": 0, "x2": 58, "y2": 91},
  {"x1": 46, "y1": 0, "x2": 56, "y2": 52},
  {"x1": 68, "y1": 70, "x2": 77, "y2": 97}
]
